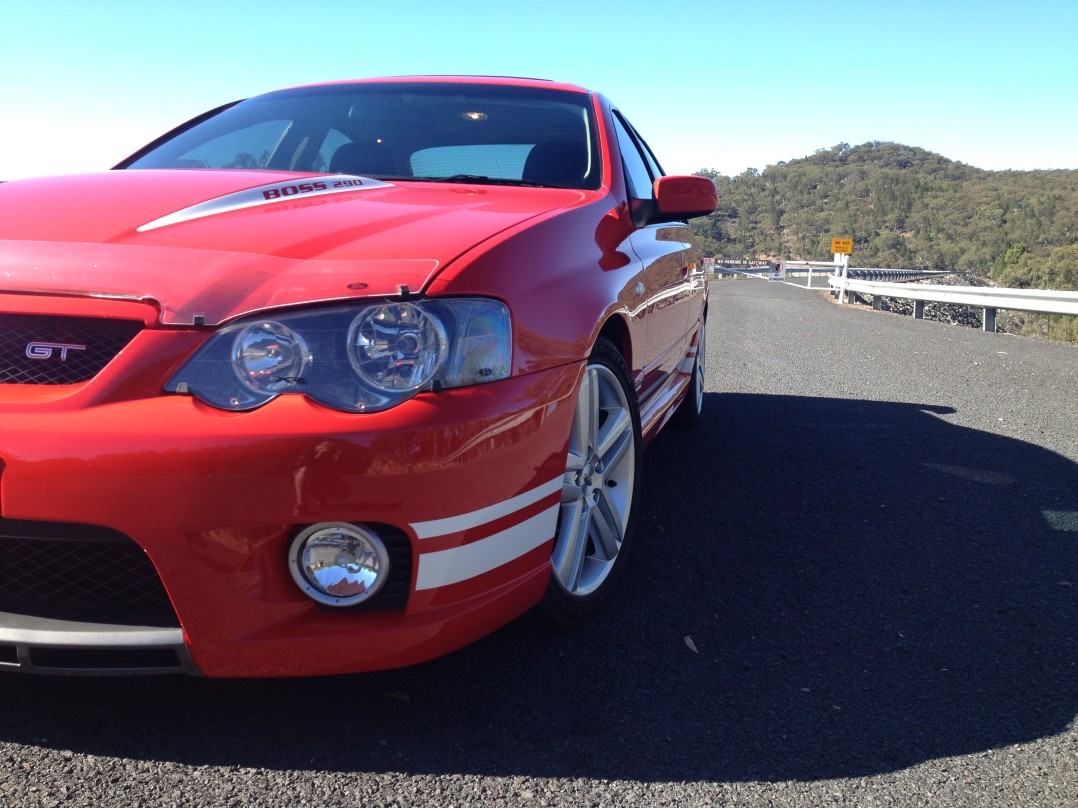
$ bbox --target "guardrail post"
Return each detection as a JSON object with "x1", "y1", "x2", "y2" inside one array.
[
  {"x1": 983, "y1": 307, "x2": 997, "y2": 332},
  {"x1": 914, "y1": 300, "x2": 925, "y2": 319}
]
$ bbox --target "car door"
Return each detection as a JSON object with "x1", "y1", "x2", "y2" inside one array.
[{"x1": 610, "y1": 111, "x2": 700, "y2": 410}]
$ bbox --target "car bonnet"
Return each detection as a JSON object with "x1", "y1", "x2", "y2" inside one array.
[{"x1": 0, "y1": 170, "x2": 585, "y2": 325}]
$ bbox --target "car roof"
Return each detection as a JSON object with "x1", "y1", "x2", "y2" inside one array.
[{"x1": 291, "y1": 75, "x2": 593, "y2": 96}]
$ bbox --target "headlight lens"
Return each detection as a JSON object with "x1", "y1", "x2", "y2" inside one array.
[
  {"x1": 234, "y1": 321, "x2": 310, "y2": 393},
  {"x1": 348, "y1": 303, "x2": 448, "y2": 392},
  {"x1": 166, "y1": 298, "x2": 511, "y2": 412}
]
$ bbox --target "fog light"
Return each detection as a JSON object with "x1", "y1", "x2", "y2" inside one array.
[{"x1": 289, "y1": 523, "x2": 390, "y2": 607}]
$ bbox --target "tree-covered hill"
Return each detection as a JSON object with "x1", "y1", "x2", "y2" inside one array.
[{"x1": 692, "y1": 142, "x2": 1078, "y2": 292}]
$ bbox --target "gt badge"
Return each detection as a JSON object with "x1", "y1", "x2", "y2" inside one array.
[{"x1": 25, "y1": 342, "x2": 87, "y2": 361}]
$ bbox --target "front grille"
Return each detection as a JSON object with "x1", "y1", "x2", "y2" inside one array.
[
  {"x1": 0, "y1": 314, "x2": 143, "y2": 384},
  {"x1": 0, "y1": 519, "x2": 180, "y2": 627}
]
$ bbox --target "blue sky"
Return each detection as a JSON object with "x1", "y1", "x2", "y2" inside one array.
[{"x1": 2, "y1": 0, "x2": 1075, "y2": 180}]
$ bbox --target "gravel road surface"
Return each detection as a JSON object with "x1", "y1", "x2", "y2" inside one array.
[{"x1": 2, "y1": 279, "x2": 1075, "y2": 807}]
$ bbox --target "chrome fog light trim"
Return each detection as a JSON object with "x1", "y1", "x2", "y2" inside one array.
[{"x1": 288, "y1": 523, "x2": 390, "y2": 607}]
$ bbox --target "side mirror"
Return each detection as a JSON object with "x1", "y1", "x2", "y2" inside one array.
[
  {"x1": 654, "y1": 175, "x2": 717, "y2": 219},
  {"x1": 631, "y1": 175, "x2": 717, "y2": 227}
]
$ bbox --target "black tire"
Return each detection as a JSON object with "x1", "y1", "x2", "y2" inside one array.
[
  {"x1": 536, "y1": 337, "x2": 643, "y2": 627},
  {"x1": 671, "y1": 319, "x2": 706, "y2": 429}
]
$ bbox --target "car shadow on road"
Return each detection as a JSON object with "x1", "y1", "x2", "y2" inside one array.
[{"x1": 3, "y1": 393, "x2": 1076, "y2": 783}]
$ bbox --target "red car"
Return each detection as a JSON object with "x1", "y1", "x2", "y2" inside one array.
[{"x1": 0, "y1": 76, "x2": 715, "y2": 676}]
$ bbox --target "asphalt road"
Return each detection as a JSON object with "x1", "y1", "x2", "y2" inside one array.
[{"x1": 2, "y1": 279, "x2": 1075, "y2": 807}]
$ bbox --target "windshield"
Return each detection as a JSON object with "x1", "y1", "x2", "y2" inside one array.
[{"x1": 121, "y1": 82, "x2": 600, "y2": 190}]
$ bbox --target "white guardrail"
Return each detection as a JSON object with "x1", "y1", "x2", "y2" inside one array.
[
  {"x1": 711, "y1": 258, "x2": 1078, "y2": 331},
  {"x1": 829, "y1": 279, "x2": 1078, "y2": 333},
  {"x1": 781, "y1": 257, "x2": 1078, "y2": 333}
]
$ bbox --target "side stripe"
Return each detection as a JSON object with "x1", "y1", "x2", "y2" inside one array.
[
  {"x1": 410, "y1": 476, "x2": 562, "y2": 540},
  {"x1": 414, "y1": 506, "x2": 559, "y2": 591}
]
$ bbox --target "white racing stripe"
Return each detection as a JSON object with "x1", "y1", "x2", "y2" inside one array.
[
  {"x1": 415, "y1": 506, "x2": 559, "y2": 591},
  {"x1": 410, "y1": 476, "x2": 562, "y2": 591},
  {"x1": 411, "y1": 477, "x2": 561, "y2": 540}
]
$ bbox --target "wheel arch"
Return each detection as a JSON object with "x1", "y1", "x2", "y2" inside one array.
[{"x1": 595, "y1": 314, "x2": 633, "y2": 377}]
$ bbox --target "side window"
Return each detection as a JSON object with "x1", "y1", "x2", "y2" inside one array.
[
  {"x1": 611, "y1": 112, "x2": 656, "y2": 201},
  {"x1": 632, "y1": 126, "x2": 665, "y2": 180}
]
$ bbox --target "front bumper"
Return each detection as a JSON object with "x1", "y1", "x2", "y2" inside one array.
[
  {"x1": 0, "y1": 613, "x2": 195, "y2": 675},
  {"x1": 0, "y1": 365, "x2": 580, "y2": 676}
]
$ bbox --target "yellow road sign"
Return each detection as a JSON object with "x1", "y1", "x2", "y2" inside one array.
[{"x1": 832, "y1": 238, "x2": 853, "y2": 255}]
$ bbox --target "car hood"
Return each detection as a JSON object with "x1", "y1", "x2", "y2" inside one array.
[{"x1": 0, "y1": 170, "x2": 585, "y2": 325}]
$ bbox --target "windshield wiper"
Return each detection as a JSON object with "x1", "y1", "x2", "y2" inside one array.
[{"x1": 415, "y1": 174, "x2": 554, "y2": 188}]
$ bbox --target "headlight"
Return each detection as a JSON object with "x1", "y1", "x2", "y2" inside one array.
[
  {"x1": 234, "y1": 321, "x2": 311, "y2": 394},
  {"x1": 165, "y1": 297, "x2": 511, "y2": 412},
  {"x1": 348, "y1": 303, "x2": 448, "y2": 392}
]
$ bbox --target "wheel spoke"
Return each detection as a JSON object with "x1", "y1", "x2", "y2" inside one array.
[
  {"x1": 561, "y1": 476, "x2": 581, "y2": 504},
  {"x1": 567, "y1": 372, "x2": 593, "y2": 466},
  {"x1": 596, "y1": 406, "x2": 630, "y2": 462},
  {"x1": 552, "y1": 498, "x2": 588, "y2": 591},
  {"x1": 599, "y1": 424, "x2": 633, "y2": 476},
  {"x1": 583, "y1": 368, "x2": 601, "y2": 453},
  {"x1": 590, "y1": 486, "x2": 624, "y2": 560}
]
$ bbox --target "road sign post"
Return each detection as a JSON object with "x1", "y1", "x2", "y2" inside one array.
[
  {"x1": 834, "y1": 253, "x2": 850, "y2": 303},
  {"x1": 830, "y1": 238, "x2": 853, "y2": 303}
]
